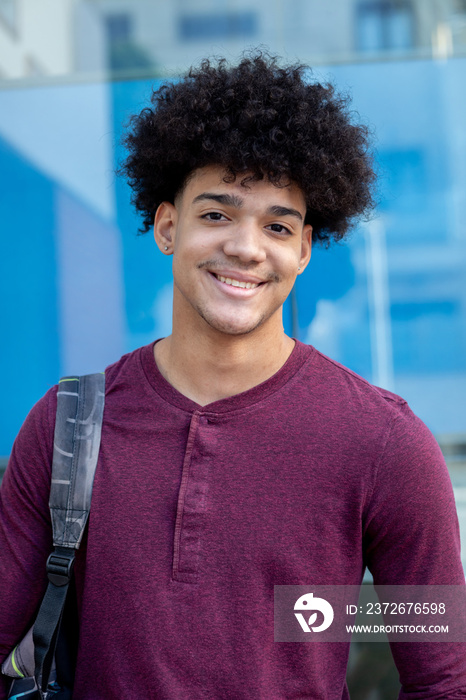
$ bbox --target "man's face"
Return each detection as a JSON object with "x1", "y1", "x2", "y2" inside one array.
[{"x1": 154, "y1": 164, "x2": 312, "y2": 338}]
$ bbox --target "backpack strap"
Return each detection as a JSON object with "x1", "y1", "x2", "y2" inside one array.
[
  {"x1": 49, "y1": 373, "x2": 105, "y2": 550},
  {"x1": 33, "y1": 372, "x2": 105, "y2": 696}
]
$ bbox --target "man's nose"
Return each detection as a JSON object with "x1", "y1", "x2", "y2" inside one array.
[{"x1": 222, "y1": 221, "x2": 267, "y2": 263}]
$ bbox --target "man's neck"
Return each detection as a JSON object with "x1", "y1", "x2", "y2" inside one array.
[{"x1": 153, "y1": 324, "x2": 295, "y2": 406}]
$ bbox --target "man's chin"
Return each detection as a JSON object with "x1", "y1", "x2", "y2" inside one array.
[{"x1": 202, "y1": 313, "x2": 267, "y2": 337}]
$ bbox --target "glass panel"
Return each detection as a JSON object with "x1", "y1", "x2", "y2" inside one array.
[
  {"x1": 357, "y1": 3, "x2": 385, "y2": 51},
  {"x1": 178, "y1": 11, "x2": 259, "y2": 40},
  {"x1": 105, "y1": 13, "x2": 132, "y2": 42},
  {"x1": 1, "y1": 57, "x2": 465, "y2": 456},
  {"x1": 387, "y1": 6, "x2": 414, "y2": 49}
]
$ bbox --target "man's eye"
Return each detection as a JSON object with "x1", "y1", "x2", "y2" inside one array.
[
  {"x1": 268, "y1": 223, "x2": 291, "y2": 235},
  {"x1": 202, "y1": 212, "x2": 226, "y2": 221}
]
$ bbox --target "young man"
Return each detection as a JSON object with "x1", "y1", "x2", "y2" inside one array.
[{"x1": 1, "y1": 55, "x2": 465, "y2": 699}]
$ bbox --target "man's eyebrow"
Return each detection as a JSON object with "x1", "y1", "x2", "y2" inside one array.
[
  {"x1": 267, "y1": 205, "x2": 303, "y2": 222},
  {"x1": 192, "y1": 194, "x2": 304, "y2": 222},
  {"x1": 192, "y1": 193, "x2": 244, "y2": 208}
]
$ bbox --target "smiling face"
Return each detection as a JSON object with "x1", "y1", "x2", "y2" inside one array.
[{"x1": 154, "y1": 165, "x2": 312, "y2": 339}]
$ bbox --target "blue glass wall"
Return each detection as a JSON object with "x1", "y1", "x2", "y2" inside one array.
[{"x1": 1, "y1": 57, "x2": 465, "y2": 455}]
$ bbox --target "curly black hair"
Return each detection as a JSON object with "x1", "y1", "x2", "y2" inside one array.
[{"x1": 121, "y1": 53, "x2": 376, "y2": 243}]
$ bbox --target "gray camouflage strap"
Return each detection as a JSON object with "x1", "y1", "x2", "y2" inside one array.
[
  {"x1": 50, "y1": 373, "x2": 105, "y2": 548},
  {"x1": 34, "y1": 372, "x2": 105, "y2": 695},
  {"x1": 2, "y1": 372, "x2": 105, "y2": 691}
]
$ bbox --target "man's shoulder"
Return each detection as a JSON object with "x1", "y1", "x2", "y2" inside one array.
[
  {"x1": 104, "y1": 343, "x2": 145, "y2": 377},
  {"x1": 299, "y1": 342, "x2": 407, "y2": 415},
  {"x1": 102, "y1": 342, "x2": 154, "y2": 393},
  {"x1": 304, "y1": 345, "x2": 444, "y2": 469}
]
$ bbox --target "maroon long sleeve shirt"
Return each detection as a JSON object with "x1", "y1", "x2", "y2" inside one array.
[{"x1": 1, "y1": 341, "x2": 465, "y2": 698}]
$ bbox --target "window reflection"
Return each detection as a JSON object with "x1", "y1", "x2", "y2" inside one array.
[{"x1": 356, "y1": 1, "x2": 414, "y2": 52}]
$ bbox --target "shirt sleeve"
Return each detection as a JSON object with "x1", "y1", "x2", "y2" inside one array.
[
  {"x1": 363, "y1": 401, "x2": 466, "y2": 697},
  {"x1": 0, "y1": 387, "x2": 57, "y2": 700}
]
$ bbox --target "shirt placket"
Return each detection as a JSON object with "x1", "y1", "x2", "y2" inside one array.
[{"x1": 172, "y1": 410, "x2": 213, "y2": 583}]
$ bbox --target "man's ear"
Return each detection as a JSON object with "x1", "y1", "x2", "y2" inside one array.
[
  {"x1": 297, "y1": 224, "x2": 313, "y2": 274},
  {"x1": 154, "y1": 202, "x2": 177, "y2": 254}
]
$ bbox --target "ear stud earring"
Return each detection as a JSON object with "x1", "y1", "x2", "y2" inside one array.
[{"x1": 164, "y1": 246, "x2": 168, "y2": 251}]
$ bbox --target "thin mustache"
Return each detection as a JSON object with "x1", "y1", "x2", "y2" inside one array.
[{"x1": 197, "y1": 260, "x2": 280, "y2": 283}]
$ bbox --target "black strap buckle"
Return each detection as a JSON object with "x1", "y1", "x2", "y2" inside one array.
[{"x1": 46, "y1": 550, "x2": 74, "y2": 586}]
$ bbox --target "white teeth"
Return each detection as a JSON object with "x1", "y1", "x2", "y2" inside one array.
[{"x1": 216, "y1": 275, "x2": 259, "y2": 289}]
